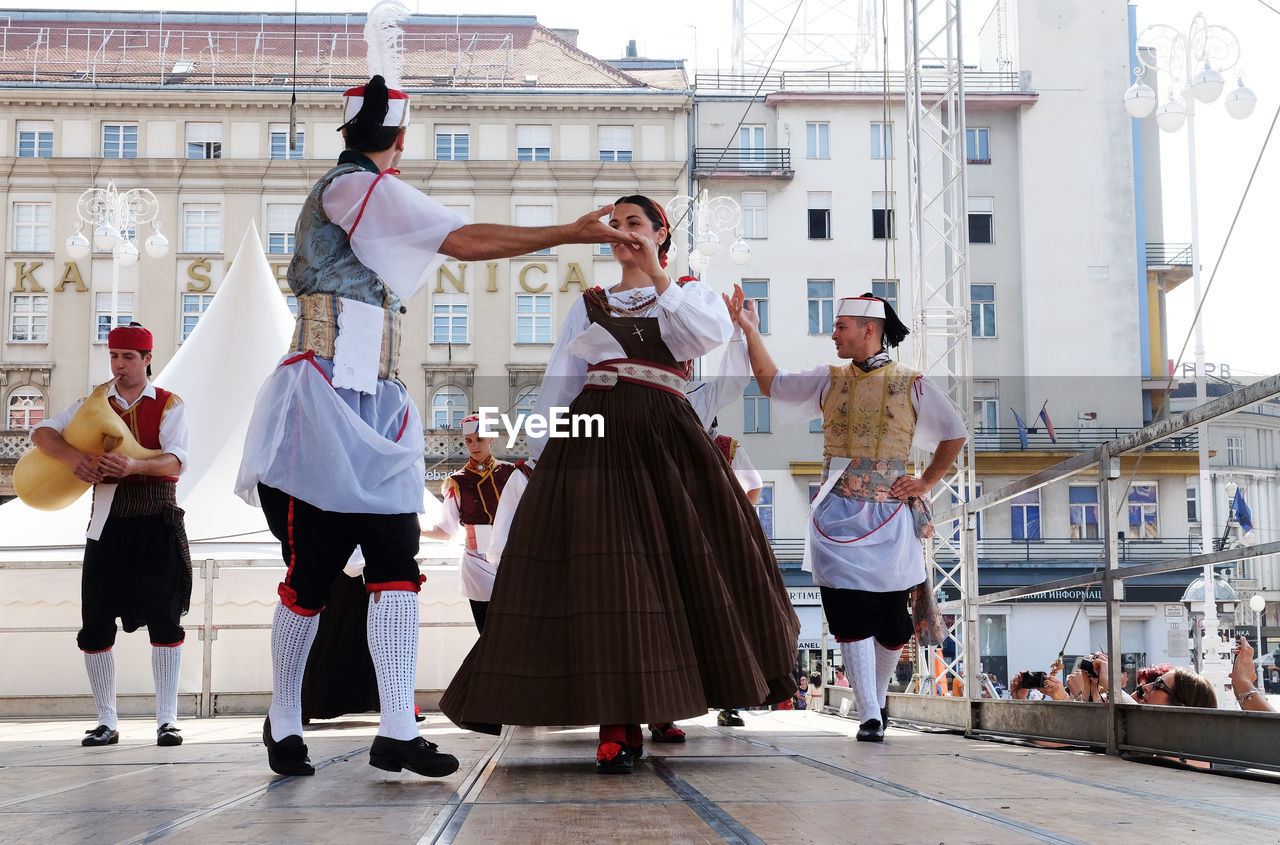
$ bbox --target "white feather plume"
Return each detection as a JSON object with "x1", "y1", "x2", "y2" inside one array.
[{"x1": 364, "y1": 0, "x2": 410, "y2": 90}]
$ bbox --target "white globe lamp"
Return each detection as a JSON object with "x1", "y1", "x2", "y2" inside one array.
[{"x1": 1123, "y1": 80, "x2": 1157, "y2": 118}]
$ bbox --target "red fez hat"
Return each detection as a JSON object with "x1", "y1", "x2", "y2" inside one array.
[{"x1": 107, "y1": 325, "x2": 153, "y2": 351}]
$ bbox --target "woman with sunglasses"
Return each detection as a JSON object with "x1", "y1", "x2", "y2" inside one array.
[
  {"x1": 440, "y1": 195, "x2": 800, "y2": 774},
  {"x1": 1088, "y1": 653, "x2": 1217, "y2": 708}
]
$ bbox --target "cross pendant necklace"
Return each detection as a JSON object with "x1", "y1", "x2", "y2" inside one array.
[{"x1": 632, "y1": 325, "x2": 646, "y2": 342}]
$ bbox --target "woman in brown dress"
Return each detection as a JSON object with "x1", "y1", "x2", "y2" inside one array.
[{"x1": 440, "y1": 195, "x2": 799, "y2": 773}]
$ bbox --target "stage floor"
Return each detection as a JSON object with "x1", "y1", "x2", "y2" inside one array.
[{"x1": 0, "y1": 710, "x2": 1276, "y2": 844}]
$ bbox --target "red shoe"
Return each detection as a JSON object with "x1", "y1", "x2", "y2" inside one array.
[
  {"x1": 649, "y1": 723, "x2": 686, "y2": 743},
  {"x1": 596, "y1": 741, "x2": 634, "y2": 774}
]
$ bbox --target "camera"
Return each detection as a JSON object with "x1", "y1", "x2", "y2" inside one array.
[
  {"x1": 1018, "y1": 671, "x2": 1046, "y2": 689},
  {"x1": 1079, "y1": 658, "x2": 1098, "y2": 679}
]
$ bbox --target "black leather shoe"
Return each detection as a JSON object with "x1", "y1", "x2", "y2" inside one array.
[
  {"x1": 263, "y1": 717, "x2": 314, "y2": 776},
  {"x1": 596, "y1": 743, "x2": 634, "y2": 775},
  {"x1": 369, "y1": 735, "x2": 459, "y2": 777},
  {"x1": 881, "y1": 708, "x2": 891, "y2": 731},
  {"x1": 82, "y1": 725, "x2": 119, "y2": 747},
  {"x1": 717, "y1": 709, "x2": 745, "y2": 727},
  {"x1": 649, "y1": 723, "x2": 686, "y2": 743},
  {"x1": 157, "y1": 723, "x2": 183, "y2": 747},
  {"x1": 856, "y1": 718, "x2": 885, "y2": 742}
]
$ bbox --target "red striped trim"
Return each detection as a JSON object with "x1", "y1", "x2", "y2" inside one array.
[
  {"x1": 151, "y1": 637, "x2": 184, "y2": 647},
  {"x1": 395, "y1": 407, "x2": 410, "y2": 442},
  {"x1": 365, "y1": 580, "x2": 422, "y2": 594},
  {"x1": 280, "y1": 349, "x2": 333, "y2": 385},
  {"x1": 80, "y1": 645, "x2": 113, "y2": 654},
  {"x1": 812, "y1": 502, "x2": 904, "y2": 544},
  {"x1": 349, "y1": 171, "x2": 393, "y2": 238},
  {"x1": 274, "y1": 496, "x2": 323, "y2": 615},
  {"x1": 591, "y1": 357, "x2": 688, "y2": 378}
]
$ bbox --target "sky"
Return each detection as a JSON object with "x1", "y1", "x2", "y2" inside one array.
[{"x1": 3, "y1": 0, "x2": 1277, "y2": 377}]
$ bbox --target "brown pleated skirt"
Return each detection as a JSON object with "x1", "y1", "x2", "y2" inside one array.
[{"x1": 439, "y1": 380, "x2": 800, "y2": 731}]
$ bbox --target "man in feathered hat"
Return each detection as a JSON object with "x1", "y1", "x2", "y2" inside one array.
[
  {"x1": 236, "y1": 0, "x2": 638, "y2": 779},
  {"x1": 32, "y1": 323, "x2": 191, "y2": 749},
  {"x1": 730, "y1": 290, "x2": 967, "y2": 742}
]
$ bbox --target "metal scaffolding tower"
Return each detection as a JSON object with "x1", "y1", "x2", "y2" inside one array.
[
  {"x1": 902, "y1": 0, "x2": 978, "y2": 706},
  {"x1": 732, "y1": 0, "x2": 880, "y2": 74}
]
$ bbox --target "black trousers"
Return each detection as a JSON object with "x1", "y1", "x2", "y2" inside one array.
[{"x1": 78, "y1": 514, "x2": 185, "y2": 652}]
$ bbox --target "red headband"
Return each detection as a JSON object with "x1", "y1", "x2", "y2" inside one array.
[{"x1": 107, "y1": 325, "x2": 152, "y2": 352}]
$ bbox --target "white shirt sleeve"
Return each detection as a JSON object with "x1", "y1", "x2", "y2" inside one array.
[
  {"x1": 486, "y1": 469, "x2": 528, "y2": 566},
  {"x1": 431, "y1": 486, "x2": 462, "y2": 537},
  {"x1": 653, "y1": 280, "x2": 734, "y2": 362},
  {"x1": 323, "y1": 171, "x2": 468, "y2": 304},
  {"x1": 159, "y1": 399, "x2": 190, "y2": 473},
  {"x1": 731, "y1": 443, "x2": 763, "y2": 495},
  {"x1": 688, "y1": 329, "x2": 749, "y2": 431},
  {"x1": 33, "y1": 397, "x2": 86, "y2": 435},
  {"x1": 527, "y1": 298, "x2": 590, "y2": 460},
  {"x1": 768, "y1": 365, "x2": 832, "y2": 424},
  {"x1": 909, "y1": 374, "x2": 968, "y2": 453}
]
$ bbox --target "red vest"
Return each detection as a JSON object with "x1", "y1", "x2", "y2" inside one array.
[
  {"x1": 449, "y1": 459, "x2": 526, "y2": 526},
  {"x1": 108, "y1": 386, "x2": 180, "y2": 484}
]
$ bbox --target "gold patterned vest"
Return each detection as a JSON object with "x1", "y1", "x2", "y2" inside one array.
[{"x1": 821, "y1": 361, "x2": 921, "y2": 461}]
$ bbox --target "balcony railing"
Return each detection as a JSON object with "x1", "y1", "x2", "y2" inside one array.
[
  {"x1": 972, "y1": 427, "x2": 1197, "y2": 452},
  {"x1": 693, "y1": 70, "x2": 1026, "y2": 95},
  {"x1": 771, "y1": 535, "x2": 1205, "y2": 567},
  {"x1": 1145, "y1": 242, "x2": 1192, "y2": 266},
  {"x1": 692, "y1": 147, "x2": 793, "y2": 178},
  {"x1": 0, "y1": 431, "x2": 33, "y2": 462}
]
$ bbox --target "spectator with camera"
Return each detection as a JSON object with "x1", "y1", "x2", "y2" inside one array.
[
  {"x1": 1073, "y1": 653, "x2": 1216, "y2": 708},
  {"x1": 1009, "y1": 669, "x2": 1069, "y2": 701}
]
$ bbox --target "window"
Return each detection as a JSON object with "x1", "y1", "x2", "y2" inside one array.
[
  {"x1": 16, "y1": 121, "x2": 53, "y2": 158},
  {"x1": 972, "y1": 379, "x2": 998, "y2": 436},
  {"x1": 185, "y1": 122, "x2": 222, "y2": 159},
  {"x1": 807, "y1": 192, "x2": 832, "y2": 240},
  {"x1": 515, "y1": 204, "x2": 553, "y2": 255},
  {"x1": 516, "y1": 125, "x2": 551, "y2": 161},
  {"x1": 12, "y1": 203, "x2": 52, "y2": 252},
  {"x1": 1186, "y1": 484, "x2": 1198, "y2": 523},
  {"x1": 598, "y1": 126, "x2": 633, "y2": 162},
  {"x1": 95, "y1": 293, "x2": 133, "y2": 343},
  {"x1": 1010, "y1": 490, "x2": 1041, "y2": 541},
  {"x1": 872, "y1": 191, "x2": 895, "y2": 239},
  {"x1": 755, "y1": 483, "x2": 775, "y2": 538},
  {"x1": 513, "y1": 385, "x2": 539, "y2": 427},
  {"x1": 1127, "y1": 484, "x2": 1158, "y2": 539},
  {"x1": 8, "y1": 294, "x2": 48, "y2": 342},
  {"x1": 966, "y1": 127, "x2": 990, "y2": 164},
  {"x1": 971, "y1": 284, "x2": 996, "y2": 337},
  {"x1": 807, "y1": 280, "x2": 834, "y2": 334},
  {"x1": 269, "y1": 123, "x2": 304, "y2": 159},
  {"x1": 741, "y1": 191, "x2": 767, "y2": 239},
  {"x1": 102, "y1": 123, "x2": 138, "y2": 159},
  {"x1": 432, "y1": 295, "x2": 468, "y2": 344},
  {"x1": 806, "y1": 122, "x2": 829, "y2": 159},
  {"x1": 431, "y1": 386, "x2": 468, "y2": 430},
  {"x1": 949, "y1": 483, "x2": 984, "y2": 540},
  {"x1": 1069, "y1": 486, "x2": 1100, "y2": 540},
  {"x1": 266, "y1": 203, "x2": 301, "y2": 254},
  {"x1": 741, "y1": 280, "x2": 769, "y2": 333},
  {"x1": 871, "y1": 122, "x2": 893, "y2": 159},
  {"x1": 516, "y1": 293, "x2": 552, "y2": 343},
  {"x1": 284, "y1": 293, "x2": 299, "y2": 317},
  {"x1": 181, "y1": 293, "x2": 215, "y2": 341},
  {"x1": 1226, "y1": 435, "x2": 1245, "y2": 466},
  {"x1": 744, "y1": 378, "x2": 770, "y2": 433},
  {"x1": 182, "y1": 204, "x2": 222, "y2": 253},
  {"x1": 7, "y1": 387, "x2": 45, "y2": 429},
  {"x1": 435, "y1": 125, "x2": 470, "y2": 161},
  {"x1": 809, "y1": 482, "x2": 823, "y2": 502},
  {"x1": 872, "y1": 279, "x2": 898, "y2": 312},
  {"x1": 968, "y1": 197, "x2": 993, "y2": 244},
  {"x1": 740, "y1": 124, "x2": 765, "y2": 165},
  {"x1": 809, "y1": 418, "x2": 823, "y2": 433}
]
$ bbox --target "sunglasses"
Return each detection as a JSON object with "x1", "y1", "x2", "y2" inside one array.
[{"x1": 1134, "y1": 675, "x2": 1172, "y2": 701}]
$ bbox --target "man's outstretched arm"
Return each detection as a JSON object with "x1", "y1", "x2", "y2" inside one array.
[{"x1": 441, "y1": 204, "x2": 638, "y2": 261}]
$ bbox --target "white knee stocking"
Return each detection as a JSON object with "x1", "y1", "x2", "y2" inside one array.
[
  {"x1": 268, "y1": 603, "x2": 319, "y2": 741},
  {"x1": 151, "y1": 644, "x2": 182, "y2": 727},
  {"x1": 367, "y1": 591, "x2": 420, "y2": 741},
  {"x1": 84, "y1": 650, "x2": 117, "y2": 730},
  {"x1": 839, "y1": 639, "x2": 879, "y2": 725},
  {"x1": 873, "y1": 641, "x2": 902, "y2": 710}
]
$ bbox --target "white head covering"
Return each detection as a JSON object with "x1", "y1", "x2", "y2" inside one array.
[
  {"x1": 461, "y1": 415, "x2": 481, "y2": 436},
  {"x1": 342, "y1": 84, "x2": 410, "y2": 128},
  {"x1": 836, "y1": 296, "x2": 886, "y2": 320}
]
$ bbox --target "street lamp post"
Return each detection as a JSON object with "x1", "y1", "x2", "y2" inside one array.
[
  {"x1": 1123, "y1": 13, "x2": 1256, "y2": 702},
  {"x1": 64, "y1": 182, "x2": 169, "y2": 341},
  {"x1": 1250, "y1": 593, "x2": 1266, "y2": 691}
]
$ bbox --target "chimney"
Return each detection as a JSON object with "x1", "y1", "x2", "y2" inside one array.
[
  {"x1": 550, "y1": 28, "x2": 578, "y2": 47},
  {"x1": 626, "y1": 39, "x2": 637, "y2": 58}
]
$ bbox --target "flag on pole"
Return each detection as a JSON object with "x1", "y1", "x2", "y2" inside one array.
[
  {"x1": 1038, "y1": 401, "x2": 1057, "y2": 443},
  {"x1": 1234, "y1": 488, "x2": 1253, "y2": 533},
  {"x1": 1011, "y1": 408, "x2": 1029, "y2": 450}
]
